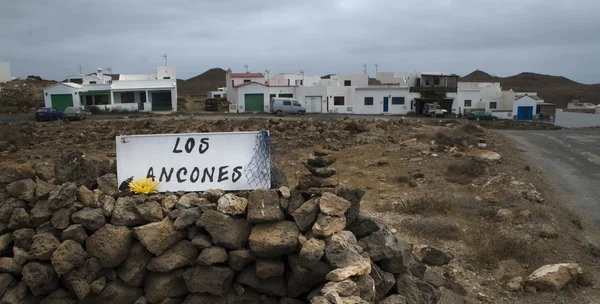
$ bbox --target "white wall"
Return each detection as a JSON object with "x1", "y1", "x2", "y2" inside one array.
[
  {"x1": 157, "y1": 66, "x2": 176, "y2": 80},
  {"x1": 513, "y1": 96, "x2": 538, "y2": 117},
  {"x1": 326, "y1": 86, "x2": 353, "y2": 112},
  {"x1": 330, "y1": 74, "x2": 368, "y2": 87},
  {"x1": 235, "y1": 83, "x2": 269, "y2": 113},
  {"x1": 296, "y1": 86, "x2": 328, "y2": 112},
  {"x1": 354, "y1": 88, "x2": 411, "y2": 115},
  {"x1": 43, "y1": 84, "x2": 81, "y2": 108},
  {"x1": 555, "y1": 110, "x2": 600, "y2": 128},
  {"x1": 491, "y1": 110, "x2": 513, "y2": 120},
  {"x1": 0, "y1": 61, "x2": 11, "y2": 83},
  {"x1": 269, "y1": 73, "x2": 321, "y2": 86}
]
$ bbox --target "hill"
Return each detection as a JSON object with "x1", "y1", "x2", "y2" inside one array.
[
  {"x1": 460, "y1": 70, "x2": 600, "y2": 108},
  {"x1": 178, "y1": 68, "x2": 227, "y2": 97}
]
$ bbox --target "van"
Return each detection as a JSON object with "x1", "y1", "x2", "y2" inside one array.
[{"x1": 271, "y1": 98, "x2": 305, "y2": 114}]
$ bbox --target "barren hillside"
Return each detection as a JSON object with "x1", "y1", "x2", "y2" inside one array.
[
  {"x1": 460, "y1": 70, "x2": 600, "y2": 108},
  {"x1": 177, "y1": 68, "x2": 227, "y2": 97}
]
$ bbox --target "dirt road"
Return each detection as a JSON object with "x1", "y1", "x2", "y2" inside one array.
[{"x1": 500, "y1": 129, "x2": 600, "y2": 225}]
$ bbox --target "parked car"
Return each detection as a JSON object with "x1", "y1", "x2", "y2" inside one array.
[
  {"x1": 205, "y1": 98, "x2": 218, "y2": 111},
  {"x1": 35, "y1": 107, "x2": 62, "y2": 121},
  {"x1": 467, "y1": 111, "x2": 500, "y2": 121},
  {"x1": 271, "y1": 98, "x2": 305, "y2": 114},
  {"x1": 62, "y1": 107, "x2": 87, "y2": 121},
  {"x1": 423, "y1": 103, "x2": 448, "y2": 118}
]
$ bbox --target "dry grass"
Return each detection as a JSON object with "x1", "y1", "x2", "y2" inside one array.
[
  {"x1": 375, "y1": 195, "x2": 456, "y2": 215},
  {"x1": 445, "y1": 158, "x2": 486, "y2": 184},
  {"x1": 402, "y1": 216, "x2": 461, "y2": 240},
  {"x1": 471, "y1": 229, "x2": 542, "y2": 269},
  {"x1": 429, "y1": 129, "x2": 476, "y2": 147}
]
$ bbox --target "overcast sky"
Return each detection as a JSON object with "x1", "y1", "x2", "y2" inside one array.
[{"x1": 1, "y1": 0, "x2": 599, "y2": 83}]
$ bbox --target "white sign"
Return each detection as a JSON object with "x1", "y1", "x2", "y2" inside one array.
[{"x1": 116, "y1": 131, "x2": 271, "y2": 192}]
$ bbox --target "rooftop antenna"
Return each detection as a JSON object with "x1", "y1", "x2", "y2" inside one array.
[
  {"x1": 160, "y1": 54, "x2": 168, "y2": 66},
  {"x1": 244, "y1": 64, "x2": 249, "y2": 73},
  {"x1": 265, "y1": 70, "x2": 270, "y2": 84},
  {"x1": 375, "y1": 64, "x2": 379, "y2": 74},
  {"x1": 105, "y1": 68, "x2": 112, "y2": 73},
  {"x1": 363, "y1": 64, "x2": 367, "y2": 74},
  {"x1": 78, "y1": 65, "x2": 82, "y2": 74}
]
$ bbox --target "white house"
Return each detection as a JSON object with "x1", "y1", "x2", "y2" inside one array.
[
  {"x1": 208, "y1": 87, "x2": 227, "y2": 98},
  {"x1": 44, "y1": 66, "x2": 177, "y2": 112},
  {"x1": 0, "y1": 61, "x2": 11, "y2": 83},
  {"x1": 513, "y1": 94, "x2": 543, "y2": 120}
]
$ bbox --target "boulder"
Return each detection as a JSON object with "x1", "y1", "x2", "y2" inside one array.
[
  {"x1": 8, "y1": 208, "x2": 31, "y2": 229},
  {"x1": 21, "y1": 262, "x2": 59, "y2": 296},
  {"x1": 319, "y1": 193, "x2": 351, "y2": 216},
  {"x1": 507, "y1": 276, "x2": 523, "y2": 292},
  {"x1": 249, "y1": 221, "x2": 300, "y2": 258},
  {"x1": 1, "y1": 281, "x2": 27, "y2": 304},
  {"x1": 6, "y1": 179, "x2": 36, "y2": 201},
  {"x1": 379, "y1": 239, "x2": 414, "y2": 274},
  {"x1": 144, "y1": 270, "x2": 188, "y2": 303},
  {"x1": 76, "y1": 185, "x2": 95, "y2": 207},
  {"x1": 305, "y1": 165, "x2": 336, "y2": 178},
  {"x1": 177, "y1": 193, "x2": 201, "y2": 209},
  {"x1": 354, "y1": 275, "x2": 377, "y2": 303},
  {"x1": 61, "y1": 256, "x2": 103, "y2": 299},
  {"x1": 475, "y1": 150, "x2": 501, "y2": 163},
  {"x1": 190, "y1": 234, "x2": 212, "y2": 249},
  {"x1": 111, "y1": 197, "x2": 146, "y2": 226},
  {"x1": 0, "y1": 232, "x2": 13, "y2": 255},
  {"x1": 420, "y1": 246, "x2": 453, "y2": 266},
  {"x1": 236, "y1": 265, "x2": 286, "y2": 297},
  {"x1": 134, "y1": 200, "x2": 164, "y2": 222},
  {"x1": 525, "y1": 263, "x2": 582, "y2": 291},
  {"x1": 322, "y1": 279, "x2": 357, "y2": 297},
  {"x1": 202, "y1": 189, "x2": 225, "y2": 202},
  {"x1": 247, "y1": 189, "x2": 284, "y2": 223},
  {"x1": 71, "y1": 208, "x2": 106, "y2": 232},
  {"x1": 0, "y1": 273, "x2": 16, "y2": 300},
  {"x1": 97, "y1": 280, "x2": 143, "y2": 304},
  {"x1": 48, "y1": 182, "x2": 77, "y2": 210},
  {"x1": 358, "y1": 229, "x2": 409, "y2": 262},
  {"x1": 371, "y1": 263, "x2": 396, "y2": 301},
  {"x1": 228, "y1": 250, "x2": 256, "y2": 271},
  {"x1": 197, "y1": 246, "x2": 228, "y2": 265},
  {"x1": 198, "y1": 210, "x2": 251, "y2": 250},
  {"x1": 496, "y1": 209, "x2": 514, "y2": 222},
  {"x1": 30, "y1": 201, "x2": 54, "y2": 227},
  {"x1": 279, "y1": 186, "x2": 291, "y2": 199},
  {"x1": 40, "y1": 288, "x2": 77, "y2": 304},
  {"x1": 51, "y1": 240, "x2": 87, "y2": 276},
  {"x1": 61, "y1": 224, "x2": 88, "y2": 245},
  {"x1": 256, "y1": 258, "x2": 285, "y2": 279},
  {"x1": 162, "y1": 195, "x2": 178, "y2": 209},
  {"x1": 0, "y1": 258, "x2": 21, "y2": 275},
  {"x1": 147, "y1": 240, "x2": 198, "y2": 272},
  {"x1": 13, "y1": 247, "x2": 30, "y2": 266},
  {"x1": 183, "y1": 265, "x2": 234, "y2": 296},
  {"x1": 97, "y1": 174, "x2": 118, "y2": 197},
  {"x1": 287, "y1": 255, "x2": 331, "y2": 297},
  {"x1": 307, "y1": 153, "x2": 336, "y2": 167},
  {"x1": 90, "y1": 277, "x2": 107, "y2": 294},
  {"x1": 299, "y1": 238, "x2": 326, "y2": 269},
  {"x1": 31, "y1": 233, "x2": 61, "y2": 260},
  {"x1": 378, "y1": 294, "x2": 408, "y2": 304},
  {"x1": 36, "y1": 178, "x2": 52, "y2": 200},
  {"x1": 336, "y1": 187, "x2": 364, "y2": 226},
  {"x1": 324, "y1": 231, "x2": 365, "y2": 269},
  {"x1": 291, "y1": 197, "x2": 320, "y2": 232},
  {"x1": 326, "y1": 260, "x2": 372, "y2": 282},
  {"x1": 117, "y1": 242, "x2": 154, "y2": 287},
  {"x1": 12, "y1": 228, "x2": 35, "y2": 250},
  {"x1": 133, "y1": 218, "x2": 183, "y2": 256},
  {"x1": 184, "y1": 293, "x2": 226, "y2": 304},
  {"x1": 51, "y1": 207, "x2": 73, "y2": 230},
  {"x1": 347, "y1": 215, "x2": 386, "y2": 240},
  {"x1": 173, "y1": 207, "x2": 201, "y2": 229},
  {"x1": 313, "y1": 214, "x2": 346, "y2": 237},
  {"x1": 394, "y1": 274, "x2": 438, "y2": 304},
  {"x1": 217, "y1": 194, "x2": 248, "y2": 216},
  {"x1": 86, "y1": 224, "x2": 133, "y2": 268}
]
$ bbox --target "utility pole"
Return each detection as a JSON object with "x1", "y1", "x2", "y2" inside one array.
[
  {"x1": 363, "y1": 64, "x2": 367, "y2": 75},
  {"x1": 160, "y1": 54, "x2": 168, "y2": 66},
  {"x1": 375, "y1": 64, "x2": 379, "y2": 74},
  {"x1": 78, "y1": 65, "x2": 82, "y2": 74},
  {"x1": 244, "y1": 65, "x2": 249, "y2": 73}
]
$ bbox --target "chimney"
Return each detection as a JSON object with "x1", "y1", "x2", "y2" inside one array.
[{"x1": 97, "y1": 68, "x2": 104, "y2": 84}]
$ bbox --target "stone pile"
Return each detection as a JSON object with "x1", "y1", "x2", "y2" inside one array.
[{"x1": 0, "y1": 154, "x2": 441, "y2": 304}]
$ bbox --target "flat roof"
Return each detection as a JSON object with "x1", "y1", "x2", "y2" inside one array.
[{"x1": 230, "y1": 72, "x2": 264, "y2": 78}]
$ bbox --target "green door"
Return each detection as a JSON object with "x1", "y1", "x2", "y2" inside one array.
[
  {"x1": 152, "y1": 92, "x2": 172, "y2": 111},
  {"x1": 51, "y1": 94, "x2": 73, "y2": 112},
  {"x1": 244, "y1": 94, "x2": 264, "y2": 111}
]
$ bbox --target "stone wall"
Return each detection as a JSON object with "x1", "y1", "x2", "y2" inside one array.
[{"x1": 0, "y1": 151, "x2": 441, "y2": 304}]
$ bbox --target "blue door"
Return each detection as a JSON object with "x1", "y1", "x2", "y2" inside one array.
[
  {"x1": 517, "y1": 106, "x2": 533, "y2": 120},
  {"x1": 383, "y1": 97, "x2": 389, "y2": 113}
]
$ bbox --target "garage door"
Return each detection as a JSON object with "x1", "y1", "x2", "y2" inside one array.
[
  {"x1": 305, "y1": 96, "x2": 322, "y2": 113},
  {"x1": 51, "y1": 94, "x2": 73, "y2": 112},
  {"x1": 517, "y1": 106, "x2": 533, "y2": 120},
  {"x1": 152, "y1": 92, "x2": 172, "y2": 111},
  {"x1": 244, "y1": 94, "x2": 264, "y2": 111}
]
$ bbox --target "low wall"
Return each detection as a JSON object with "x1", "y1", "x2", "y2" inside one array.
[{"x1": 555, "y1": 109, "x2": 600, "y2": 128}]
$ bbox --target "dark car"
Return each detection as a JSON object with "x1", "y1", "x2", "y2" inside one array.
[
  {"x1": 35, "y1": 107, "x2": 62, "y2": 121},
  {"x1": 205, "y1": 98, "x2": 218, "y2": 111},
  {"x1": 62, "y1": 107, "x2": 87, "y2": 121},
  {"x1": 467, "y1": 111, "x2": 500, "y2": 121}
]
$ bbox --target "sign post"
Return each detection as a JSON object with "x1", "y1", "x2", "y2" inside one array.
[{"x1": 116, "y1": 131, "x2": 271, "y2": 192}]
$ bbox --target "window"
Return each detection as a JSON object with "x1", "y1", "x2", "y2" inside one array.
[
  {"x1": 364, "y1": 97, "x2": 374, "y2": 106},
  {"x1": 214, "y1": 94, "x2": 221, "y2": 98},
  {"x1": 344, "y1": 80, "x2": 351, "y2": 86},
  {"x1": 489, "y1": 102, "x2": 497, "y2": 109},
  {"x1": 293, "y1": 100, "x2": 301, "y2": 106},
  {"x1": 282, "y1": 100, "x2": 291, "y2": 106},
  {"x1": 243, "y1": 79, "x2": 251, "y2": 83},
  {"x1": 269, "y1": 94, "x2": 276, "y2": 101},
  {"x1": 70, "y1": 79, "x2": 83, "y2": 84},
  {"x1": 89, "y1": 81, "x2": 97, "y2": 84},
  {"x1": 334, "y1": 96, "x2": 345, "y2": 106},
  {"x1": 140, "y1": 92, "x2": 147, "y2": 103},
  {"x1": 295, "y1": 79, "x2": 303, "y2": 86},
  {"x1": 464, "y1": 100, "x2": 472, "y2": 107},
  {"x1": 121, "y1": 92, "x2": 135, "y2": 103},
  {"x1": 279, "y1": 93, "x2": 293, "y2": 98},
  {"x1": 392, "y1": 97, "x2": 405, "y2": 105},
  {"x1": 163, "y1": 77, "x2": 170, "y2": 79},
  {"x1": 434, "y1": 78, "x2": 440, "y2": 85}
]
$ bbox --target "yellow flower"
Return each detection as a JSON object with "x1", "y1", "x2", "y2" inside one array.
[{"x1": 129, "y1": 178, "x2": 159, "y2": 194}]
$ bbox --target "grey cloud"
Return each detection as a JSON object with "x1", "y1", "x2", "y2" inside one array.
[{"x1": 1, "y1": 0, "x2": 599, "y2": 83}]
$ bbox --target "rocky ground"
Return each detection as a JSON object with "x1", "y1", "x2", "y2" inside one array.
[{"x1": 1, "y1": 116, "x2": 600, "y2": 303}]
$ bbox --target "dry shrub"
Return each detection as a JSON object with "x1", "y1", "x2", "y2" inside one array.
[
  {"x1": 375, "y1": 195, "x2": 456, "y2": 215},
  {"x1": 471, "y1": 229, "x2": 541, "y2": 268},
  {"x1": 445, "y1": 158, "x2": 486, "y2": 184},
  {"x1": 429, "y1": 130, "x2": 476, "y2": 147},
  {"x1": 402, "y1": 216, "x2": 461, "y2": 240},
  {"x1": 457, "y1": 123, "x2": 485, "y2": 135}
]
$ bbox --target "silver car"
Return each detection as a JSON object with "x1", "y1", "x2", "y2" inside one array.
[
  {"x1": 271, "y1": 98, "x2": 305, "y2": 114},
  {"x1": 62, "y1": 107, "x2": 87, "y2": 121}
]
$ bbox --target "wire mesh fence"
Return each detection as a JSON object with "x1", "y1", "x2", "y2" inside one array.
[{"x1": 243, "y1": 130, "x2": 273, "y2": 189}]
